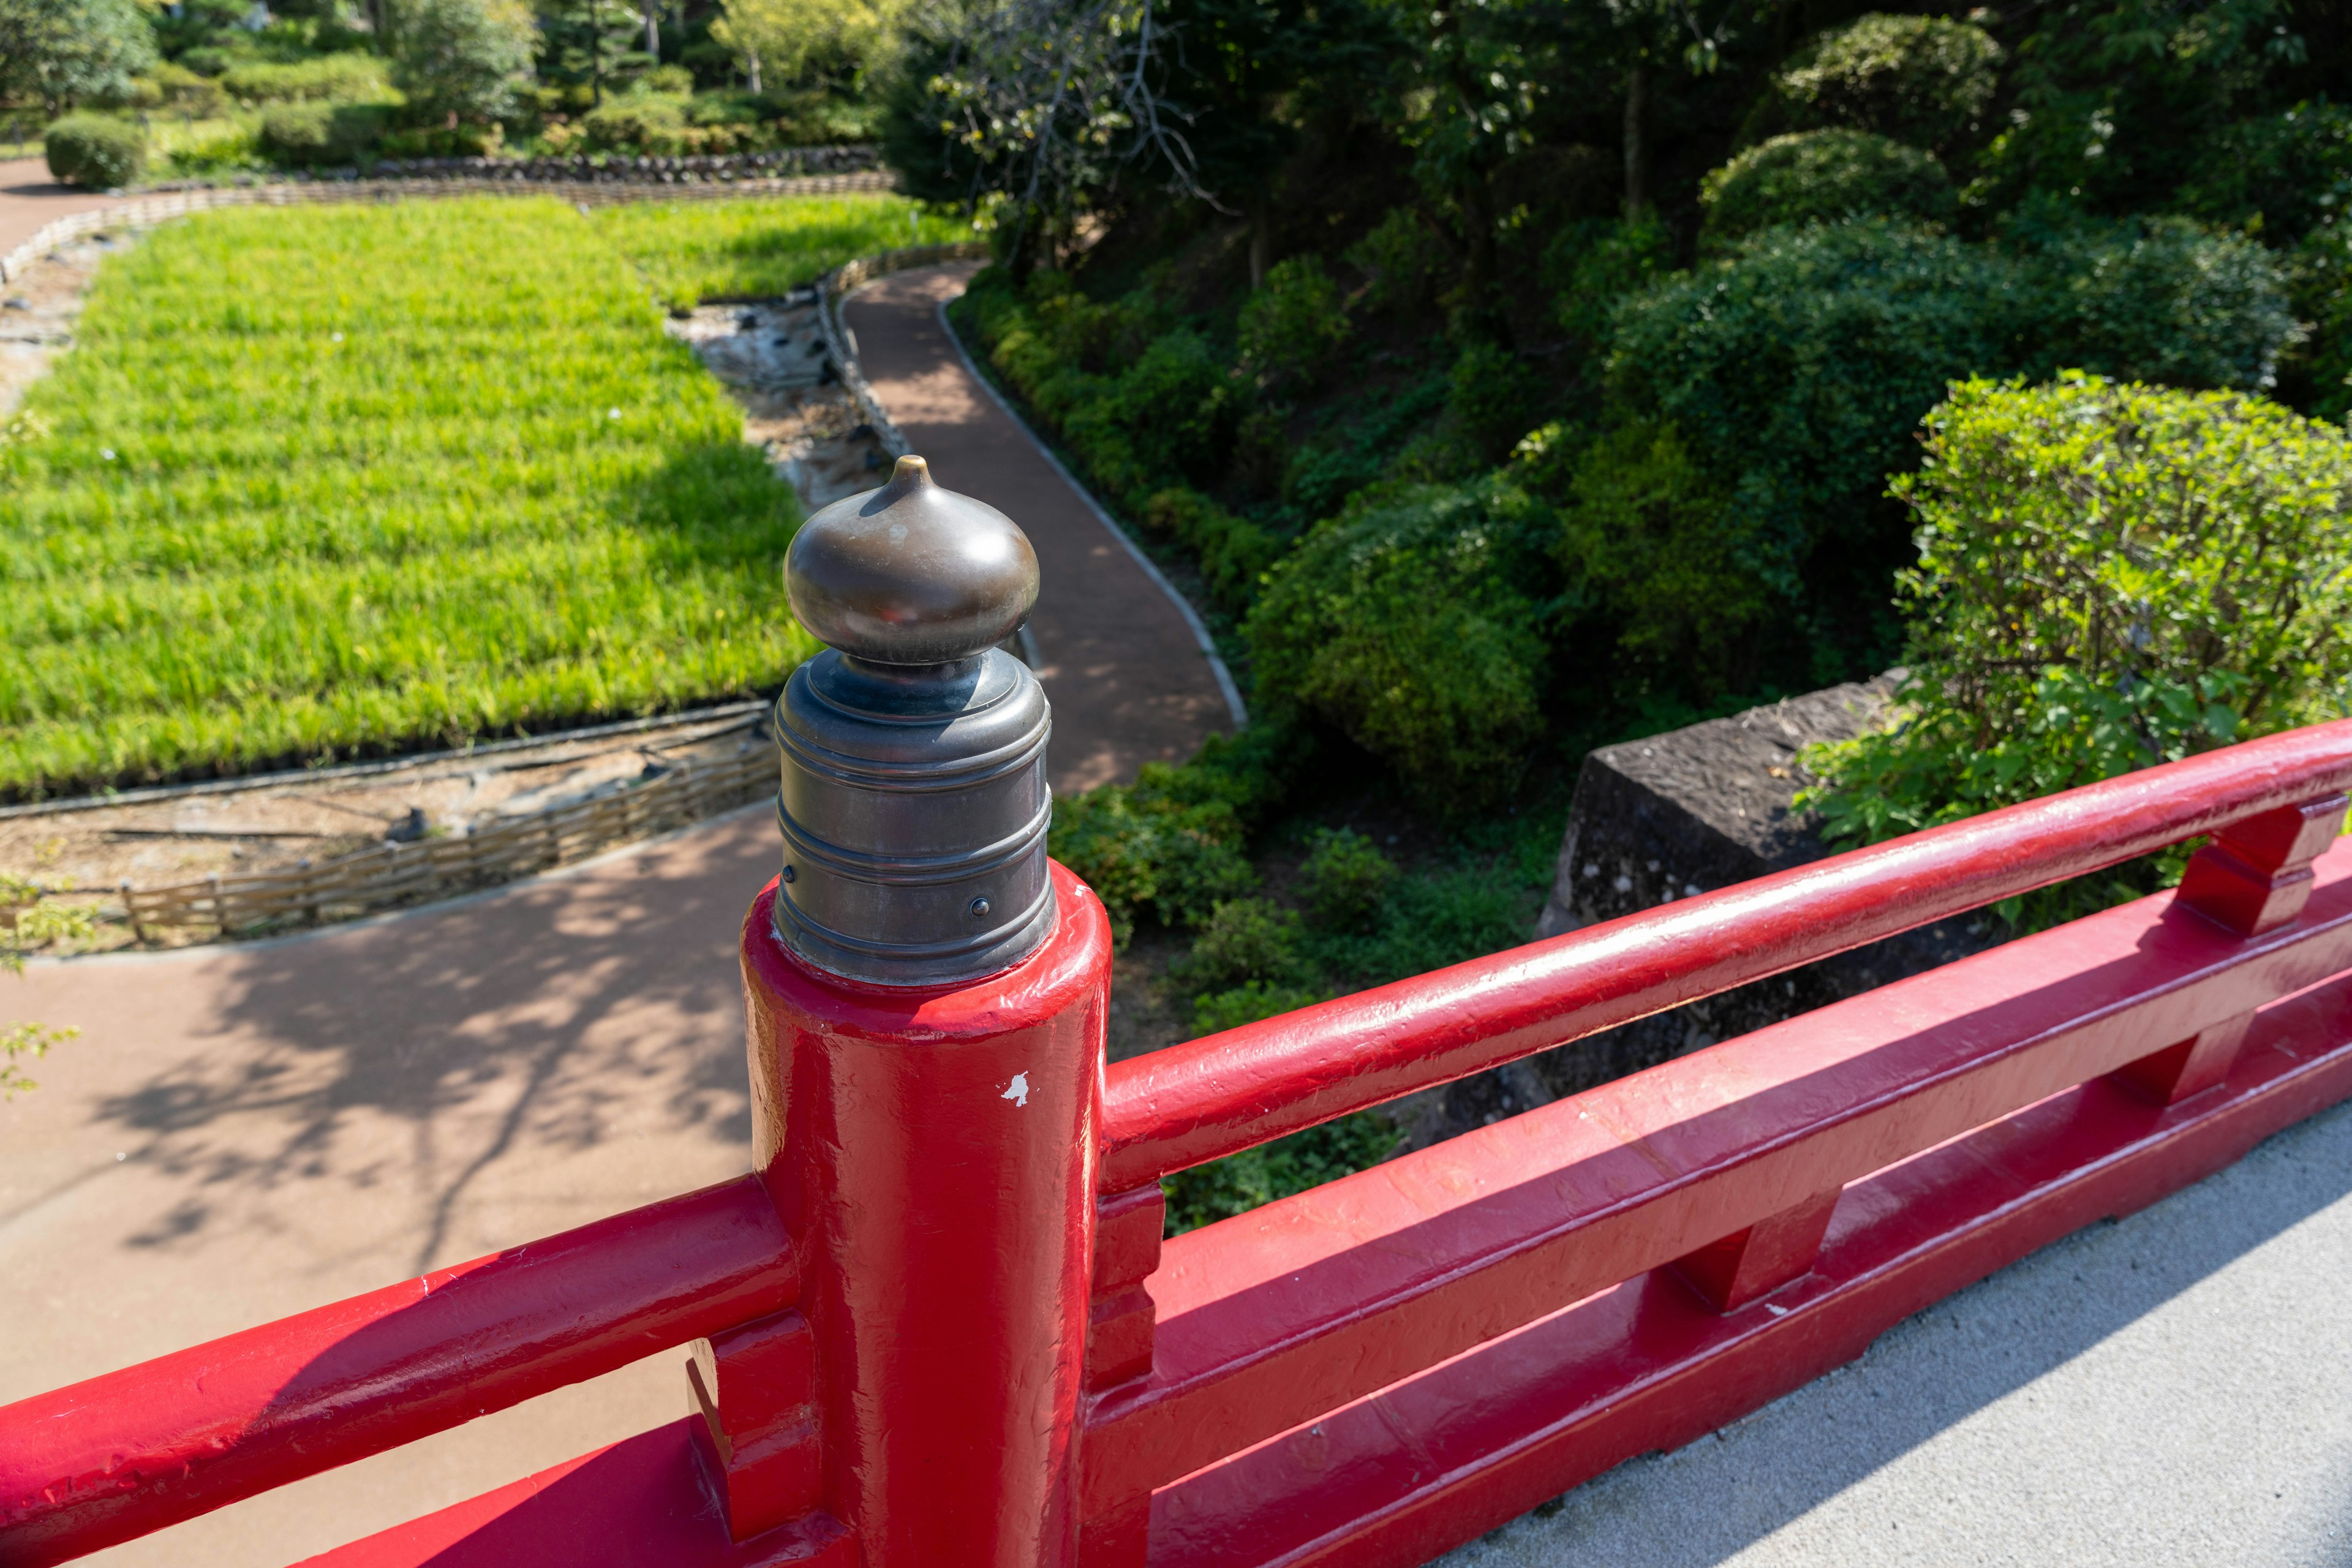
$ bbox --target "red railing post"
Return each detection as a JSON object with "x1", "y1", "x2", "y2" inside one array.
[
  {"x1": 2118, "y1": 790, "x2": 2352, "y2": 1104},
  {"x1": 722, "y1": 456, "x2": 1115, "y2": 1567}
]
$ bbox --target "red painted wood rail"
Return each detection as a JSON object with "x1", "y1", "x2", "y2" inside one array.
[
  {"x1": 0, "y1": 722, "x2": 2346, "y2": 1568},
  {"x1": 0, "y1": 1177, "x2": 794, "y2": 1567}
]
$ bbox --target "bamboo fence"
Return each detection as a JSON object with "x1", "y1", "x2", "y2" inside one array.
[{"x1": 113, "y1": 742, "x2": 775, "y2": 938}]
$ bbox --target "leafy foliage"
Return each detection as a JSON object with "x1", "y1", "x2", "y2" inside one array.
[
  {"x1": 1295, "y1": 827, "x2": 1394, "y2": 932},
  {"x1": 0, "y1": 0, "x2": 156, "y2": 114},
  {"x1": 1246, "y1": 478, "x2": 1548, "y2": 812},
  {"x1": 42, "y1": 112, "x2": 145, "y2": 187},
  {"x1": 1803, "y1": 374, "x2": 2352, "y2": 870},
  {"x1": 257, "y1": 100, "x2": 391, "y2": 166},
  {"x1": 390, "y1": 0, "x2": 537, "y2": 126},
  {"x1": 1698, "y1": 130, "x2": 1954, "y2": 252},
  {"x1": 1752, "y1": 13, "x2": 2001, "y2": 154},
  {"x1": 1161, "y1": 1111, "x2": 1397, "y2": 1234},
  {"x1": 2, "y1": 873, "x2": 90, "y2": 1099},
  {"x1": 1238, "y1": 255, "x2": 1351, "y2": 392}
]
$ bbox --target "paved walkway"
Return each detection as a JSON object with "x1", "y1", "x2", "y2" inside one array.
[{"x1": 844, "y1": 262, "x2": 1233, "y2": 793}]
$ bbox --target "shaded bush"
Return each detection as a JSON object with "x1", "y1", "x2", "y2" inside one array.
[
  {"x1": 221, "y1": 53, "x2": 394, "y2": 105},
  {"x1": 1346, "y1": 205, "x2": 1450, "y2": 315},
  {"x1": 2016, "y1": 215, "x2": 2299, "y2": 393},
  {"x1": 582, "y1": 96, "x2": 687, "y2": 151},
  {"x1": 1554, "y1": 420, "x2": 1765, "y2": 703},
  {"x1": 1140, "y1": 487, "x2": 1283, "y2": 609},
  {"x1": 258, "y1": 102, "x2": 390, "y2": 167},
  {"x1": 1803, "y1": 373, "x2": 2352, "y2": 856},
  {"x1": 1247, "y1": 479, "x2": 1549, "y2": 812},
  {"x1": 1191, "y1": 981, "x2": 1328, "y2": 1037},
  {"x1": 1161, "y1": 1112, "x2": 1398, "y2": 1235},
  {"x1": 1172, "y1": 897, "x2": 1308, "y2": 994},
  {"x1": 1753, "y1": 12, "x2": 2001, "y2": 153},
  {"x1": 1238, "y1": 255, "x2": 1351, "y2": 392},
  {"x1": 43, "y1": 114, "x2": 144, "y2": 188},
  {"x1": 1698, "y1": 130, "x2": 1954, "y2": 252},
  {"x1": 1296, "y1": 827, "x2": 1395, "y2": 932},
  {"x1": 1045, "y1": 724, "x2": 1302, "y2": 946}
]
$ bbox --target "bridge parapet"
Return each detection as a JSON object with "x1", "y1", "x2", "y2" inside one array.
[{"x1": 2, "y1": 464, "x2": 2350, "y2": 1565}]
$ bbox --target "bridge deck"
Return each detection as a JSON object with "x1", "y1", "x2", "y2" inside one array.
[{"x1": 1441, "y1": 1091, "x2": 2352, "y2": 1567}]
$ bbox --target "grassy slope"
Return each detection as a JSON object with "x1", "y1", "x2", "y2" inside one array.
[
  {"x1": 592, "y1": 194, "x2": 972, "y2": 306},
  {"x1": 0, "y1": 197, "x2": 821, "y2": 798}
]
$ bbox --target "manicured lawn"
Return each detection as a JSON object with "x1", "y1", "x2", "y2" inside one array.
[
  {"x1": 0, "y1": 196, "x2": 818, "y2": 798},
  {"x1": 593, "y1": 192, "x2": 971, "y2": 305}
]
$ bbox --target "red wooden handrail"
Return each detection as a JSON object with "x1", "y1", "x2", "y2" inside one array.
[
  {"x1": 0, "y1": 1175, "x2": 795, "y2": 1568},
  {"x1": 1098, "y1": 717, "x2": 2352, "y2": 1189}
]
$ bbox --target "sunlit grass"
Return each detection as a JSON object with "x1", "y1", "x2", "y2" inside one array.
[
  {"x1": 593, "y1": 192, "x2": 972, "y2": 306},
  {"x1": 0, "y1": 195, "x2": 817, "y2": 798}
]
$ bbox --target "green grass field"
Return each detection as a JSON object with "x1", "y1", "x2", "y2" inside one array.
[
  {"x1": 0, "y1": 196, "x2": 836, "y2": 799},
  {"x1": 594, "y1": 194, "x2": 973, "y2": 306}
]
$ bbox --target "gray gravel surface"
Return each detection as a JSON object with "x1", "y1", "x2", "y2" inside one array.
[{"x1": 1436, "y1": 1094, "x2": 2352, "y2": 1567}]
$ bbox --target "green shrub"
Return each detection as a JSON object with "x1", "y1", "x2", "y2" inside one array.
[
  {"x1": 1608, "y1": 221, "x2": 2026, "y2": 605},
  {"x1": 1754, "y1": 12, "x2": 2002, "y2": 153},
  {"x1": 2177, "y1": 99, "x2": 2352, "y2": 249},
  {"x1": 43, "y1": 114, "x2": 144, "y2": 188},
  {"x1": 1161, "y1": 1111, "x2": 1399, "y2": 1234},
  {"x1": 1304, "y1": 864, "x2": 1536, "y2": 987},
  {"x1": 1346, "y1": 205, "x2": 1450, "y2": 315},
  {"x1": 583, "y1": 96, "x2": 686, "y2": 151},
  {"x1": 1247, "y1": 479, "x2": 1548, "y2": 812},
  {"x1": 148, "y1": 62, "x2": 227, "y2": 117},
  {"x1": 258, "y1": 102, "x2": 390, "y2": 167},
  {"x1": 1172, "y1": 897, "x2": 1307, "y2": 994},
  {"x1": 1192, "y1": 981, "x2": 1328, "y2": 1037},
  {"x1": 1547, "y1": 214, "x2": 1672, "y2": 351},
  {"x1": 2017, "y1": 216, "x2": 2298, "y2": 394},
  {"x1": 1698, "y1": 130, "x2": 1954, "y2": 252},
  {"x1": 1802, "y1": 374, "x2": 2352, "y2": 865},
  {"x1": 1604, "y1": 217, "x2": 2294, "y2": 665},
  {"x1": 221, "y1": 53, "x2": 394, "y2": 105},
  {"x1": 1446, "y1": 339, "x2": 1544, "y2": 463},
  {"x1": 1140, "y1": 487, "x2": 1283, "y2": 608},
  {"x1": 1555, "y1": 420, "x2": 1765, "y2": 702},
  {"x1": 1296, "y1": 827, "x2": 1395, "y2": 932},
  {"x1": 1109, "y1": 327, "x2": 1237, "y2": 486},
  {"x1": 1238, "y1": 255, "x2": 1351, "y2": 392}
]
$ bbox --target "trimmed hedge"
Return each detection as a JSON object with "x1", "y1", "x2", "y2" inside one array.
[
  {"x1": 1698, "y1": 130, "x2": 1954, "y2": 252},
  {"x1": 44, "y1": 115, "x2": 145, "y2": 190}
]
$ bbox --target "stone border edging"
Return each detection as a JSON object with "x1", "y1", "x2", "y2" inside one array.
[
  {"x1": 0, "y1": 168, "x2": 897, "y2": 283},
  {"x1": 141, "y1": 142, "x2": 879, "y2": 193}
]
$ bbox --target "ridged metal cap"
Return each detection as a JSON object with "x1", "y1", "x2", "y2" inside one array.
[{"x1": 772, "y1": 456, "x2": 1054, "y2": 986}]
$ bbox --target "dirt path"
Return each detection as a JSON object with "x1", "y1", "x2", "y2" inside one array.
[{"x1": 844, "y1": 262, "x2": 1238, "y2": 793}]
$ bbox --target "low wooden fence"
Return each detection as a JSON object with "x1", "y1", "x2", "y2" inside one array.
[
  {"x1": 7, "y1": 720, "x2": 2351, "y2": 1568},
  {"x1": 114, "y1": 742, "x2": 775, "y2": 938}
]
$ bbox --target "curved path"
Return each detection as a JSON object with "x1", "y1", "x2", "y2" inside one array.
[
  {"x1": 0, "y1": 157, "x2": 120, "y2": 258},
  {"x1": 843, "y1": 261, "x2": 1235, "y2": 792}
]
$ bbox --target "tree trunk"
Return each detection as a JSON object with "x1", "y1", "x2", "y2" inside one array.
[
  {"x1": 746, "y1": 49, "x2": 762, "y2": 93},
  {"x1": 1624, "y1": 63, "x2": 1648, "y2": 218},
  {"x1": 1248, "y1": 200, "x2": 1268, "y2": 290},
  {"x1": 643, "y1": 0, "x2": 660, "y2": 59}
]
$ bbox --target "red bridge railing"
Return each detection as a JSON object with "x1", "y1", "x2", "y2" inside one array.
[{"x1": 5, "y1": 718, "x2": 2351, "y2": 1568}]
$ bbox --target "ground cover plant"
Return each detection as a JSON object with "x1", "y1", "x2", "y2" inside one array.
[
  {"x1": 592, "y1": 192, "x2": 967, "y2": 305},
  {"x1": 0, "y1": 197, "x2": 816, "y2": 799}
]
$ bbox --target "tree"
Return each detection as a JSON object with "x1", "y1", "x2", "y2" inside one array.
[
  {"x1": 538, "y1": 0, "x2": 649, "y2": 105},
  {"x1": 0, "y1": 0, "x2": 156, "y2": 116},
  {"x1": 883, "y1": 0, "x2": 1208, "y2": 268},
  {"x1": 712, "y1": 0, "x2": 905, "y2": 92},
  {"x1": 393, "y1": 0, "x2": 537, "y2": 125}
]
